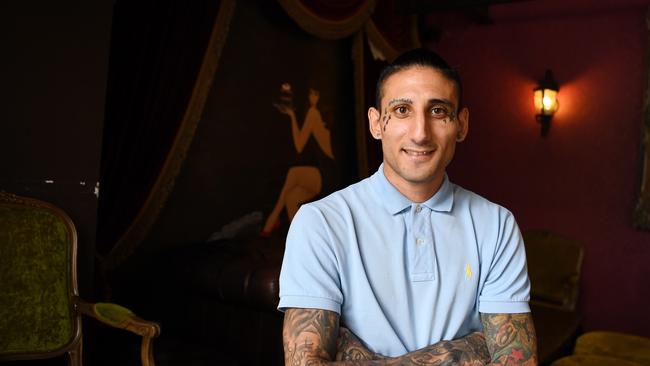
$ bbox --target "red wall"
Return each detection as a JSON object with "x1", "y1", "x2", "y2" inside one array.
[{"x1": 432, "y1": 0, "x2": 650, "y2": 337}]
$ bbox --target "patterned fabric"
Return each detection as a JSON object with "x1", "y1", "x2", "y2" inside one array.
[
  {"x1": 0, "y1": 205, "x2": 74, "y2": 354},
  {"x1": 95, "y1": 303, "x2": 134, "y2": 327}
]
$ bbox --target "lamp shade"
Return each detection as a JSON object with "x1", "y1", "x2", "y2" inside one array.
[
  {"x1": 534, "y1": 88, "x2": 559, "y2": 116},
  {"x1": 533, "y1": 69, "x2": 559, "y2": 137}
]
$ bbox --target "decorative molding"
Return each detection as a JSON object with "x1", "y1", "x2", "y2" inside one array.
[
  {"x1": 104, "y1": 0, "x2": 237, "y2": 271},
  {"x1": 0, "y1": 191, "x2": 27, "y2": 205},
  {"x1": 278, "y1": 0, "x2": 375, "y2": 40},
  {"x1": 0, "y1": 191, "x2": 56, "y2": 209}
]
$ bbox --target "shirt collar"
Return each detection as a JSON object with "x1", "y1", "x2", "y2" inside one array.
[{"x1": 370, "y1": 163, "x2": 454, "y2": 215}]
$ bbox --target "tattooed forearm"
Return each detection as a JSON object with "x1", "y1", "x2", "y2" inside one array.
[
  {"x1": 339, "y1": 329, "x2": 489, "y2": 366},
  {"x1": 284, "y1": 308, "x2": 339, "y2": 366},
  {"x1": 398, "y1": 331, "x2": 490, "y2": 366},
  {"x1": 284, "y1": 308, "x2": 490, "y2": 366},
  {"x1": 336, "y1": 327, "x2": 383, "y2": 361},
  {"x1": 480, "y1": 313, "x2": 538, "y2": 366}
]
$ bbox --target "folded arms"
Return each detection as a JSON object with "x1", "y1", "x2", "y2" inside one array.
[{"x1": 283, "y1": 308, "x2": 537, "y2": 366}]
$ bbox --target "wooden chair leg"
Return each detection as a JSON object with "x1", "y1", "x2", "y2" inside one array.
[
  {"x1": 68, "y1": 337, "x2": 82, "y2": 366},
  {"x1": 141, "y1": 336, "x2": 156, "y2": 366}
]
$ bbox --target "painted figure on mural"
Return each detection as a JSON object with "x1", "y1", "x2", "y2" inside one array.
[{"x1": 261, "y1": 83, "x2": 335, "y2": 236}]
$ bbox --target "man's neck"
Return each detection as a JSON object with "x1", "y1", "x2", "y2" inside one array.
[{"x1": 382, "y1": 167, "x2": 445, "y2": 203}]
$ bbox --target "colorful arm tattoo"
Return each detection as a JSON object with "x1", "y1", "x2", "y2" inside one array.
[{"x1": 480, "y1": 313, "x2": 538, "y2": 366}]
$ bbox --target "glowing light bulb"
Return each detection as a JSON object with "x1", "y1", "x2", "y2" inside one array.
[
  {"x1": 533, "y1": 70, "x2": 559, "y2": 137},
  {"x1": 534, "y1": 88, "x2": 558, "y2": 115}
]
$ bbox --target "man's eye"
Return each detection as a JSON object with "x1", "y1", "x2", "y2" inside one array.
[
  {"x1": 395, "y1": 106, "x2": 409, "y2": 115},
  {"x1": 430, "y1": 107, "x2": 449, "y2": 117}
]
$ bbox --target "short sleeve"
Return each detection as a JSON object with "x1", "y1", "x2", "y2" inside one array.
[
  {"x1": 278, "y1": 204, "x2": 343, "y2": 314},
  {"x1": 478, "y1": 209, "x2": 531, "y2": 314}
]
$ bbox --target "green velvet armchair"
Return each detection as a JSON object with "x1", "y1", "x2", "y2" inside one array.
[{"x1": 0, "y1": 192, "x2": 160, "y2": 365}]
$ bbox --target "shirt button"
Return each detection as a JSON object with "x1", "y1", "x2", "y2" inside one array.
[
  {"x1": 415, "y1": 205, "x2": 422, "y2": 213},
  {"x1": 416, "y1": 238, "x2": 424, "y2": 245}
]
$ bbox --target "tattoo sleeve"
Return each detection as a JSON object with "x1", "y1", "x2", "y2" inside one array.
[
  {"x1": 480, "y1": 313, "x2": 538, "y2": 366},
  {"x1": 336, "y1": 327, "x2": 383, "y2": 361},
  {"x1": 397, "y1": 331, "x2": 490, "y2": 366},
  {"x1": 283, "y1": 307, "x2": 491, "y2": 366},
  {"x1": 283, "y1": 308, "x2": 339, "y2": 366}
]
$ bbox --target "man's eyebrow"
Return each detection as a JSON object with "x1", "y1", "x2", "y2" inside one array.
[
  {"x1": 428, "y1": 98, "x2": 454, "y2": 107},
  {"x1": 388, "y1": 98, "x2": 412, "y2": 106}
]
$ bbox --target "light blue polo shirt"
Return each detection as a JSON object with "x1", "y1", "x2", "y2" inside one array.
[{"x1": 278, "y1": 164, "x2": 530, "y2": 357}]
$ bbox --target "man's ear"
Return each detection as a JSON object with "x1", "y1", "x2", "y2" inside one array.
[
  {"x1": 368, "y1": 107, "x2": 382, "y2": 140},
  {"x1": 456, "y1": 107, "x2": 469, "y2": 142}
]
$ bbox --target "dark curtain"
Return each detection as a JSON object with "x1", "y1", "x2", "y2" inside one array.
[
  {"x1": 371, "y1": 1, "x2": 419, "y2": 48},
  {"x1": 97, "y1": 0, "x2": 417, "y2": 267},
  {"x1": 300, "y1": 0, "x2": 369, "y2": 20},
  {"x1": 97, "y1": 0, "x2": 221, "y2": 258}
]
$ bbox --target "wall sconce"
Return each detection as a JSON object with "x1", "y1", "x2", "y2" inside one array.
[{"x1": 534, "y1": 69, "x2": 559, "y2": 137}]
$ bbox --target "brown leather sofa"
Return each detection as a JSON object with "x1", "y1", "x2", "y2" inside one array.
[
  {"x1": 143, "y1": 228, "x2": 583, "y2": 366},
  {"x1": 134, "y1": 233, "x2": 286, "y2": 366}
]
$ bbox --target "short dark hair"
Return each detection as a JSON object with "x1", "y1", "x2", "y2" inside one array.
[{"x1": 375, "y1": 48, "x2": 463, "y2": 110}]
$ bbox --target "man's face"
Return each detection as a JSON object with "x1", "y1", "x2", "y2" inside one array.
[{"x1": 368, "y1": 66, "x2": 469, "y2": 199}]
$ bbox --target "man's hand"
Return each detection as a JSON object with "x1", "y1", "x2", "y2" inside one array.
[{"x1": 480, "y1": 313, "x2": 538, "y2": 365}]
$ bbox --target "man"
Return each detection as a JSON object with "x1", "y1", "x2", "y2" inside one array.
[{"x1": 278, "y1": 48, "x2": 537, "y2": 365}]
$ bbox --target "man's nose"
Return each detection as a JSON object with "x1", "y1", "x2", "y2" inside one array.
[{"x1": 410, "y1": 111, "x2": 431, "y2": 143}]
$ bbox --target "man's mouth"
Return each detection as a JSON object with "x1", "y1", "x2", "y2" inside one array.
[{"x1": 402, "y1": 148, "x2": 434, "y2": 156}]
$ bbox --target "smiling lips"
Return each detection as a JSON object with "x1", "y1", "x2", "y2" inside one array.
[{"x1": 402, "y1": 148, "x2": 434, "y2": 156}]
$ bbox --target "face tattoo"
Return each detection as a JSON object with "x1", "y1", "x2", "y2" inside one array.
[{"x1": 382, "y1": 107, "x2": 391, "y2": 132}]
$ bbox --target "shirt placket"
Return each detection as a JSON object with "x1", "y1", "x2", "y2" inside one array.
[{"x1": 410, "y1": 203, "x2": 436, "y2": 281}]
